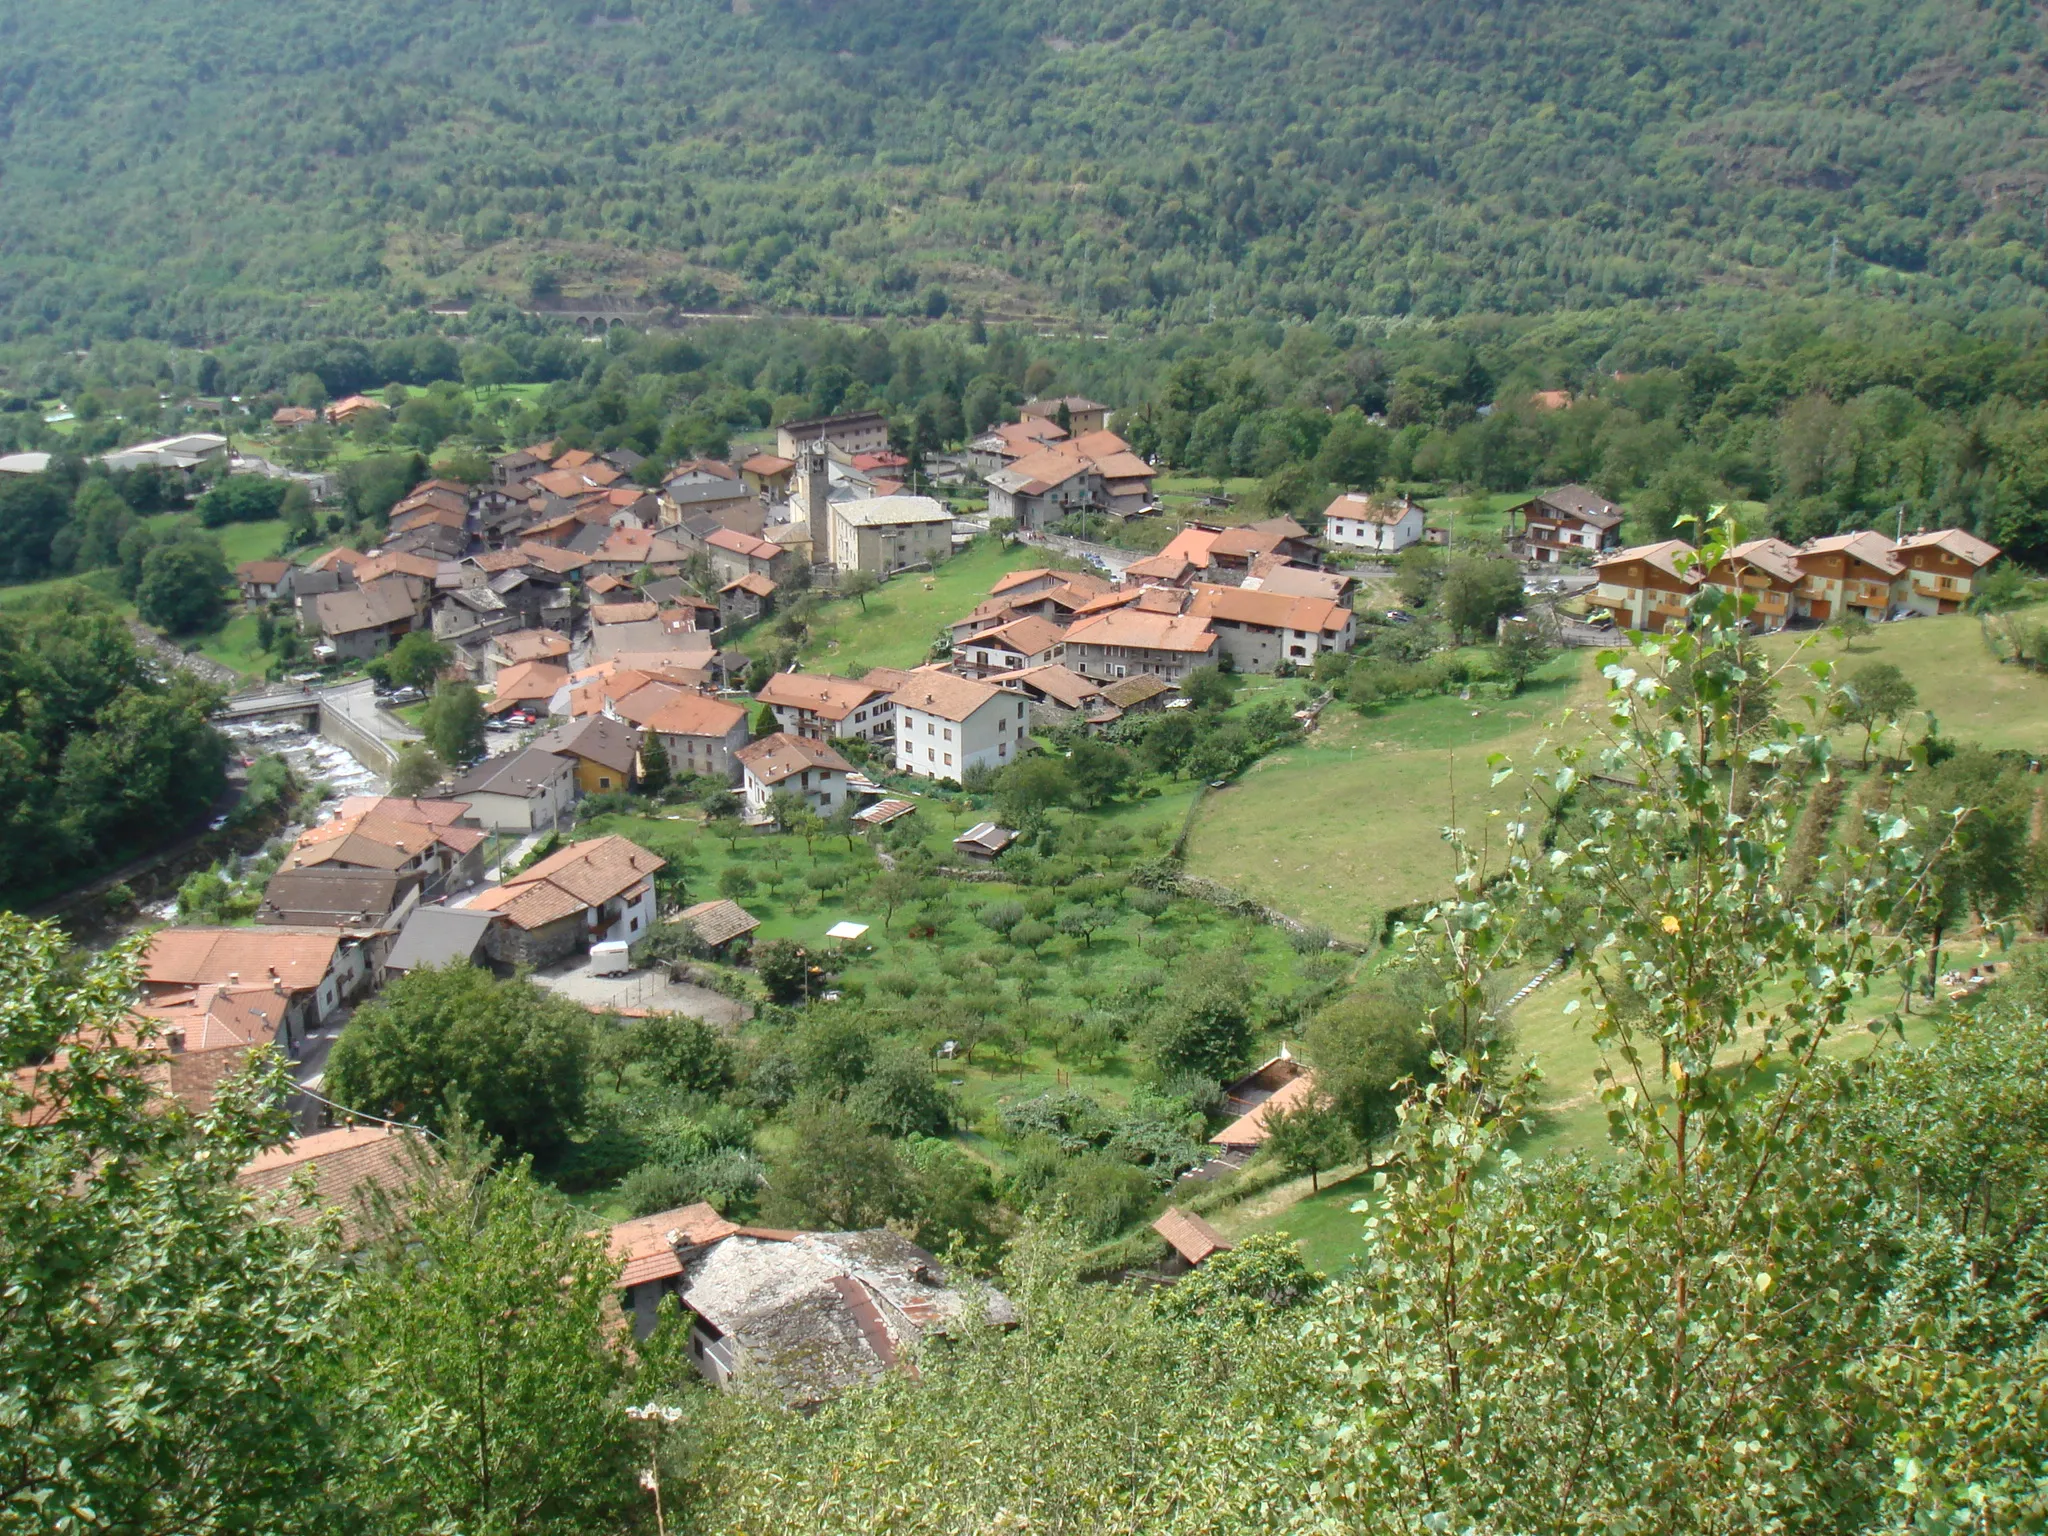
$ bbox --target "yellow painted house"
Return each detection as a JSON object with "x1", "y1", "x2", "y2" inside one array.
[{"x1": 530, "y1": 716, "x2": 642, "y2": 795}]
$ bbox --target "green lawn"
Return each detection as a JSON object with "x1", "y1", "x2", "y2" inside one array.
[
  {"x1": 1417, "y1": 489, "x2": 1531, "y2": 546},
  {"x1": 784, "y1": 539, "x2": 1044, "y2": 674},
  {"x1": 137, "y1": 510, "x2": 290, "y2": 568},
  {"x1": 193, "y1": 613, "x2": 271, "y2": 678},
  {"x1": 1763, "y1": 603, "x2": 2048, "y2": 754},
  {"x1": 0, "y1": 567, "x2": 127, "y2": 613},
  {"x1": 1184, "y1": 653, "x2": 1594, "y2": 939}
]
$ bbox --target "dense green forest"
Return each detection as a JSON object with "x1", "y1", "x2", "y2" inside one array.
[
  {"x1": 0, "y1": 597, "x2": 227, "y2": 902},
  {"x1": 6, "y1": 0, "x2": 2048, "y2": 340}
]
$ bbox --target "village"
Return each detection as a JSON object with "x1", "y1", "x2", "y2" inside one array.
[{"x1": 16, "y1": 389, "x2": 2012, "y2": 1409}]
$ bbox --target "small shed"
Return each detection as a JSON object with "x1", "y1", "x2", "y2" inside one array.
[
  {"x1": 953, "y1": 822, "x2": 1017, "y2": 862},
  {"x1": 855, "y1": 797, "x2": 917, "y2": 828},
  {"x1": 384, "y1": 907, "x2": 496, "y2": 976},
  {"x1": 673, "y1": 898, "x2": 760, "y2": 955},
  {"x1": 1153, "y1": 1207, "x2": 1233, "y2": 1275}
]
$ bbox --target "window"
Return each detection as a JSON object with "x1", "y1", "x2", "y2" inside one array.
[
  {"x1": 927, "y1": 722, "x2": 935, "y2": 736},
  {"x1": 999, "y1": 717, "x2": 1008, "y2": 732},
  {"x1": 999, "y1": 742, "x2": 1008, "y2": 758},
  {"x1": 599, "y1": 776, "x2": 612, "y2": 789},
  {"x1": 944, "y1": 753, "x2": 953, "y2": 767},
  {"x1": 928, "y1": 748, "x2": 935, "y2": 762},
  {"x1": 943, "y1": 728, "x2": 953, "y2": 742},
  {"x1": 630, "y1": 917, "x2": 641, "y2": 933}
]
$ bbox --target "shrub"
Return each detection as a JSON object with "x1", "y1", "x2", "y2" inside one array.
[
  {"x1": 1049, "y1": 1155, "x2": 1157, "y2": 1241},
  {"x1": 1129, "y1": 887, "x2": 1171, "y2": 918},
  {"x1": 977, "y1": 899, "x2": 1028, "y2": 936}
]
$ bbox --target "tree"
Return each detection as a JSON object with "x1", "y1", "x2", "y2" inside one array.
[
  {"x1": 766, "y1": 787, "x2": 808, "y2": 834},
  {"x1": 1184, "y1": 722, "x2": 1251, "y2": 782},
  {"x1": 0, "y1": 919, "x2": 346, "y2": 1534},
  {"x1": 1056, "y1": 902, "x2": 1115, "y2": 949},
  {"x1": 0, "y1": 474, "x2": 72, "y2": 580},
  {"x1": 717, "y1": 865, "x2": 757, "y2": 901},
  {"x1": 1302, "y1": 986, "x2": 1434, "y2": 1144},
  {"x1": 377, "y1": 630, "x2": 452, "y2": 692},
  {"x1": 1842, "y1": 659, "x2": 1918, "y2": 765},
  {"x1": 978, "y1": 899, "x2": 1027, "y2": 937},
  {"x1": 1181, "y1": 665, "x2": 1237, "y2": 710},
  {"x1": 841, "y1": 569, "x2": 880, "y2": 612},
  {"x1": 1437, "y1": 552, "x2": 1524, "y2": 640},
  {"x1": 1149, "y1": 1230, "x2": 1325, "y2": 1330},
  {"x1": 872, "y1": 868, "x2": 921, "y2": 929},
  {"x1": 826, "y1": 799, "x2": 862, "y2": 850},
  {"x1": 847, "y1": 1041, "x2": 955, "y2": 1138},
  {"x1": 459, "y1": 342, "x2": 520, "y2": 396},
  {"x1": 995, "y1": 754, "x2": 1071, "y2": 828},
  {"x1": 1395, "y1": 543, "x2": 1445, "y2": 609},
  {"x1": 388, "y1": 741, "x2": 445, "y2": 797},
  {"x1": 325, "y1": 964, "x2": 595, "y2": 1156},
  {"x1": 1065, "y1": 738, "x2": 1136, "y2": 807},
  {"x1": 1140, "y1": 954, "x2": 1254, "y2": 1080},
  {"x1": 334, "y1": 1152, "x2": 638, "y2": 1536},
  {"x1": 136, "y1": 537, "x2": 229, "y2": 634},
  {"x1": 787, "y1": 806, "x2": 824, "y2": 856},
  {"x1": 1261, "y1": 1091, "x2": 1355, "y2": 1191},
  {"x1": 638, "y1": 734, "x2": 672, "y2": 796},
  {"x1": 194, "y1": 474, "x2": 289, "y2": 528},
  {"x1": 765, "y1": 1102, "x2": 915, "y2": 1231},
  {"x1": 1494, "y1": 618, "x2": 1553, "y2": 694},
  {"x1": 422, "y1": 680, "x2": 486, "y2": 767},
  {"x1": 1138, "y1": 710, "x2": 1200, "y2": 776},
  {"x1": 754, "y1": 938, "x2": 813, "y2": 1003},
  {"x1": 1900, "y1": 747, "x2": 2033, "y2": 990}
]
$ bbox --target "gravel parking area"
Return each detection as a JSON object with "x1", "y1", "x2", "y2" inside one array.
[{"x1": 531, "y1": 953, "x2": 752, "y2": 1026}]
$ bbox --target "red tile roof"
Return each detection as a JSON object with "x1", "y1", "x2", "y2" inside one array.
[
  {"x1": 1153, "y1": 1207, "x2": 1232, "y2": 1266},
  {"x1": 469, "y1": 834, "x2": 665, "y2": 930},
  {"x1": 735, "y1": 732, "x2": 854, "y2": 785},
  {"x1": 142, "y1": 927, "x2": 341, "y2": 995}
]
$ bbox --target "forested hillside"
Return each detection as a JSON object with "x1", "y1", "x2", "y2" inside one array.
[{"x1": 6, "y1": 0, "x2": 2048, "y2": 340}]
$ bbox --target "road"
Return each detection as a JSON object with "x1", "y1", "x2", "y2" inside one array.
[{"x1": 321, "y1": 678, "x2": 425, "y2": 750}]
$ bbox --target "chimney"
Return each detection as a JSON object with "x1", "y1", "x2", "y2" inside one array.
[{"x1": 227, "y1": 972, "x2": 239, "y2": 985}]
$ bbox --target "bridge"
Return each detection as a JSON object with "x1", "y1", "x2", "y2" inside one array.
[
  {"x1": 213, "y1": 680, "x2": 416, "y2": 777},
  {"x1": 215, "y1": 684, "x2": 325, "y2": 723}
]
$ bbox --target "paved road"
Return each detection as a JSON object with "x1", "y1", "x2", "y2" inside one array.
[{"x1": 321, "y1": 678, "x2": 424, "y2": 748}]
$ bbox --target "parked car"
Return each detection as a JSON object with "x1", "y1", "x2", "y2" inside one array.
[{"x1": 387, "y1": 686, "x2": 424, "y2": 705}]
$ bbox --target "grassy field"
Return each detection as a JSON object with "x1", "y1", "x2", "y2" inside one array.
[
  {"x1": 1184, "y1": 651, "x2": 1594, "y2": 939},
  {"x1": 1190, "y1": 604, "x2": 2048, "y2": 944},
  {"x1": 785, "y1": 539, "x2": 1042, "y2": 674},
  {"x1": 1762, "y1": 604, "x2": 2048, "y2": 753}
]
